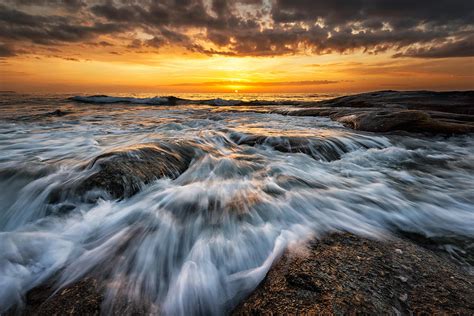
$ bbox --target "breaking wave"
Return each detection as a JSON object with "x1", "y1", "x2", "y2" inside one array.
[{"x1": 70, "y1": 95, "x2": 307, "y2": 106}]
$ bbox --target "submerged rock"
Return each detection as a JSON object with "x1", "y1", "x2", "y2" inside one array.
[
  {"x1": 233, "y1": 233, "x2": 474, "y2": 315},
  {"x1": 229, "y1": 130, "x2": 387, "y2": 162},
  {"x1": 68, "y1": 142, "x2": 196, "y2": 200},
  {"x1": 47, "y1": 109, "x2": 70, "y2": 117},
  {"x1": 11, "y1": 109, "x2": 73, "y2": 121},
  {"x1": 230, "y1": 134, "x2": 344, "y2": 161}
]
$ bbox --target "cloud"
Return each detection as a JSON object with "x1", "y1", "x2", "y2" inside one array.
[
  {"x1": 0, "y1": 4, "x2": 126, "y2": 45},
  {"x1": 2, "y1": 0, "x2": 85, "y2": 10},
  {"x1": 47, "y1": 55, "x2": 81, "y2": 61},
  {"x1": 0, "y1": 43, "x2": 16, "y2": 57},
  {"x1": 0, "y1": 0, "x2": 472, "y2": 58},
  {"x1": 393, "y1": 35, "x2": 474, "y2": 58},
  {"x1": 87, "y1": 41, "x2": 114, "y2": 47}
]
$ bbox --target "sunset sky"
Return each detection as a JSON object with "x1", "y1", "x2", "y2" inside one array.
[{"x1": 1, "y1": 0, "x2": 473, "y2": 93}]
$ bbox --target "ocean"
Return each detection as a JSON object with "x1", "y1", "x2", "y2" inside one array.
[{"x1": 0, "y1": 92, "x2": 473, "y2": 314}]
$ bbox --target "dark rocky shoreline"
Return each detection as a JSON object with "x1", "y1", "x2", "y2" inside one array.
[
  {"x1": 275, "y1": 90, "x2": 474, "y2": 134},
  {"x1": 234, "y1": 233, "x2": 474, "y2": 315}
]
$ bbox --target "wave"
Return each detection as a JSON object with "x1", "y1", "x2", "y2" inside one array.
[
  {"x1": 69, "y1": 95, "x2": 307, "y2": 106},
  {"x1": 70, "y1": 95, "x2": 179, "y2": 105}
]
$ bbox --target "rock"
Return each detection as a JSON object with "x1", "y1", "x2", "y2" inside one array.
[
  {"x1": 229, "y1": 129, "x2": 385, "y2": 162},
  {"x1": 12, "y1": 109, "x2": 73, "y2": 121},
  {"x1": 315, "y1": 90, "x2": 474, "y2": 115},
  {"x1": 229, "y1": 134, "x2": 344, "y2": 161},
  {"x1": 278, "y1": 91, "x2": 474, "y2": 134},
  {"x1": 7, "y1": 278, "x2": 102, "y2": 316},
  {"x1": 233, "y1": 233, "x2": 474, "y2": 315},
  {"x1": 72, "y1": 141, "x2": 196, "y2": 200},
  {"x1": 47, "y1": 109, "x2": 70, "y2": 117},
  {"x1": 336, "y1": 110, "x2": 431, "y2": 132},
  {"x1": 10, "y1": 276, "x2": 150, "y2": 316}
]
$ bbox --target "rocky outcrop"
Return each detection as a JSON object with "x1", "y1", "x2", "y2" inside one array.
[
  {"x1": 47, "y1": 141, "x2": 197, "y2": 203},
  {"x1": 334, "y1": 109, "x2": 474, "y2": 133},
  {"x1": 230, "y1": 134, "x2": 344, "y2": 161},
  {"x1": 228, "y1": 131, "x2": 385, "y2": 161},
  {"x1": 315, "y1": 90, "x2": 474, "y2": 114},
  {"x1": 234, "y1": 233, "x2": 474, "y2": 315},
  {"x1": 75, "y1": 141, "x2": 196, "y2": 199},
  {"x1": 277, "y1": 91, "x2": 474, "y2": 134}
]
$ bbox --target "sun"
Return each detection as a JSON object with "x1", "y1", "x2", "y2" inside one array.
[{"x1": 226, "y1": 84, "x2": 245, "y2": 92}]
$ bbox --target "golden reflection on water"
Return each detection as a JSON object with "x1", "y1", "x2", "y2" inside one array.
[{"x1": 232, "y1": 125, "x2": 348, "y2": 138}]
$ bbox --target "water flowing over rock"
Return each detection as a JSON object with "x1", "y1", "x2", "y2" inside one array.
[
  {"x1": 74, "y1": 142, "x2": 196, "y2": 199},
  {"x1": 11, "y1": 234, "x2": 473, "y2": 315},
  {"x1": 229, "y1": 130, "x2": 388, "y2": 161}
]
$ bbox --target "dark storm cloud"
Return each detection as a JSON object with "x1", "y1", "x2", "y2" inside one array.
[
  {"x1": 0, "y1": 0, "x2": 473, "y2": 58},
  {"x1": 2, "y1": 0, "x2": 85, "y2": 10},
  {"x1": 0, "y1": 3, "x2": 125, "y2": 45},
  {"x1": 271, "y1": 0, "x2": 473, "y2": 25},
  {"x1": 394, "y1": 35, "x2": 474, "y2": 58}
]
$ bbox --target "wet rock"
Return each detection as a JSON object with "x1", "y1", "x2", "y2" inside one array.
[
  {"x1": 228, "y1": 129, "x2": 386, "y2": 162},
  {"x1": 230, "y1": 134, "x2": 344, "y2": 161},
  {"x1": 10, "y1": 276, "x2": 150, "y2": 316},
  {"x1": 396, "y1": 230, "x2": 474, "y2": 269},
  {"x1": 233, "y1": 233, "x2": 474, "y2": 315},
  {"x1": 8, "y1": 278, "x2": 102, "y2": 316},
  {"x1": 316, "y1": 90, "x2": 474, "y2": 115},
  {"x1": 336, "y1": 109, "x2": 431, "y2": 132},
  {"x1": 335, "y1": 109, "x2": 474, "y2": 133},
  {"x1": 278, "y1": 91, "x2": 474, "y2": 134},
  {"x1": 47, "y1": 109, "x2": 70, "y2": 117},
  {"x1": 75, "y1": 141, "x2": 196, "y2": 199},
  {"x1": 12, "y1": 109, "x2": 73, "y2": 121}
]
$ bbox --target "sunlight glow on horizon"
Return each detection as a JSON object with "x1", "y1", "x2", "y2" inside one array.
[
  {"x1": 2, "y1": 32, "x2": 473, "y2": 93},
  {"x1": 2, "y1": 48, "x2": 473, "y2": 94}
]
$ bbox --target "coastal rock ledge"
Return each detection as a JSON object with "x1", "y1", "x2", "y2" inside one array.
[
  {"x1": 277, "y1": 90, "x2": 474, "y2": 134},
  {"x1": 233, "y1": 233, "x2": 474, "y2": 315}
]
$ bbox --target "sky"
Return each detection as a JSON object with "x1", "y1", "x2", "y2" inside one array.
[{"x1": 0, "y1": 0, "x2": 473, "y2": 93}]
